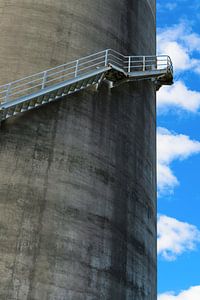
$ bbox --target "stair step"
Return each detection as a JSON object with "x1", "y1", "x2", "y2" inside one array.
[
  {"x1": 35, "y1": 95, "x2": 44, "y2": 105},
  {"x1": 56, "y1": 87, "x2": 65, "y2": 97},
  {"x1": 69, "y1": 83, "x2": 78, "y2": 92},
  {"x1": 63, "y1": 85, "x2": 71, "y2": 95},
  {"x1": 29, "y1": 98, "x2": 37, "y2": 108},
  {"x1": 87, "y1": 76, "x2": 96, "y2": 85},
  {"x1": 6, "y1": 107, "x2": 15, "y2": 116},
  {"x1": 76, "y1": 79, "x2": 85, "y2": 90},
  {"x1": 15, "y1": 103, "x2": 23, "y2": 113},
  {"x1": 49, "y1": 91, "x2": 57, "y2": 100},
  {"x1": 42, "y1": 94, "x2": 50, "y2": 103},
  {"x1": 81, "y1": 78, "x2": 91, "y2": 88},
  {"x1": 21, "y1": 101, "x2": 30, "y2": 111}
]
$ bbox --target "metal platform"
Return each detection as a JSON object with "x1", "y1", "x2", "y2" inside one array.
[{"x1": 0, "y1": 49, "x2": 173, "y2": 122}]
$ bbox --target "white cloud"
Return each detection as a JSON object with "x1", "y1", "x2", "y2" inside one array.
[
  {"x1": 157, "y1": 23, "x2": 200, "y2": 73},
  {"x1": 158, "y1": 215, "x2": 200, "y2": 261},
  {"x1": 157, "y1": 2, "x2": 177, "y2": 12},
  {"x1": 157, "y1": 81, "x2": 200, "y2": 113},
  {"x1": 182, "y1": 32, "x2": 200, "y2": 52},
  {"x1": 157, "y1": 23, "x2": 200, "y2": 113},
  {"x1": 160, "y1": 41, "x2": 192, "y2": 72},
  {"x1": 158, "y1": 286, "x2": 200, "y2": 300},
  {"x1": 157, "y1": 127, "x2": 200, "y2": 195},
  {"x1": 166, "y1": 3, "x2": 177, "y2": 11}
]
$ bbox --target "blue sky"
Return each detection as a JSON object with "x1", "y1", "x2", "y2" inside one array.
[{"x1": 157, "y1": 1, "x2": 200, "y2": 299}]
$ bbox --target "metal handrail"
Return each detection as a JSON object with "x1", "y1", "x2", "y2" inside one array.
[{"x1": 0, "y1": 49, "x2": 173, "y2": 103}]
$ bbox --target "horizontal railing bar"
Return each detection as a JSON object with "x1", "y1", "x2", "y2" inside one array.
[
  {"x1": 8, "y1": 83, "x2": 43, "y2": 99},
  {"x1": 0, "y1": 90, "x2": 7, "y2": 95},
  {"x1": 108, "y1": 53, "x2": 124, "y2": 62},
  {"x1": 45, "y1": 62, "x2": 76, "y2": 74},
  {"x1": 129, "y1": 62, "x2": 167, "y2": 66},
  {"x1": 47, "y1": 65, "x2": 76, "y2": 78},
  {"x1": 0, "y1": 84, "x2": 10, "y2": 93},
  {"x1": 108, "y1": 49, "x2": 127, "y2": 58},
  {"x1": 77, "y1": 50, "x2": 106, "y2": 62},
  {"x1": 125, "y1": 65, "x2": 155, "y2": 69},
  {"x1": 108, "y1": 60, "x2": 124, "y2": 68},
  {"x1": 0, "y1": 72, "x2": 44, "y2": 88},
  {"x1": 126, "y1": 55, "x2": 168, "y2": 61},
  {"x1": 78, "y1": 55, "x2": 106, "y2": 67},
  {"x1": 0, "y1": 83, "x2": 10, "y2": 88},
  {"x1": 45, "y1": 51, "x2": 106, "y2": 72},
  {"x1": 44, "y1": 71, "x2": 76, "y2": 85},
  {"x1": 124, "y1": 67, "x2": 161, "y2": 71},
  {"x1": 124, "y1": 57, "x2": 158, "y2": 62},
  {"x1": 0, "y1": 52, "x2": 107, "y2": 89},
  {"x1": 127, "y1": 63, "x2": 168, "y2": 67},
  {"x1": 9, "y1": 77, "x2": 43, "y2": 91},
  {"x1": 77, "y1": 61, "x2": 105, "y2": 72},
  {"x1": 109, "y1": 58, "x2": 123, "y2": 64},
  {"x1": 108, "y1": 56, "x2": 124, "y2": 63},
  {"x1": 124, "y1": 61, "x2": 158, "y2": 65},
  {"x1": 47, "y1": 56, "x2": 106, "y2": 79}
]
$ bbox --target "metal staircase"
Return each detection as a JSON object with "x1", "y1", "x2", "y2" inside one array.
[{"x1": 0, "y1": 49, "x2": 173, "y2": 122}]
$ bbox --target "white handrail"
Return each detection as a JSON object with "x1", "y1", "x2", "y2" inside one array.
[{"x1": 0, "y1": 49, "x2": 173, "y2": 103}]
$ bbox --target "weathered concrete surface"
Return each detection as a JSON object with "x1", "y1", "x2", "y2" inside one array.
[{"x1": 0, "y1": 0, "x2": 156, "y2": 299}]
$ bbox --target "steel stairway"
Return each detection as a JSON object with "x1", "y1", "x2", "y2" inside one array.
[{"x1": 0, "y1": 49, "x2": 173, "y2": 122}]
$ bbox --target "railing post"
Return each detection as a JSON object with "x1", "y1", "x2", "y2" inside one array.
[
  {"x1": 75, "y1": 60, "x2": 79, "y2": 77},
  {"x1": 5, "y1": 83, "x2": 11, "y2": 102},
  {"x1": 42, "y1": 71, "x2": 47, "y2": 89},
  {"x1": 156, "y1": 56, "x2": 159, "y2": 70},
  {"x1": 128, "y1": 56, "x2": 131, "y2": 73},
  {"x1": 153, "y1": 56, "x2": 157, "y2": 70},
  {"x1": 143, "y1": 56, "x2": 145, "y2": 71},
  {"x1": 167, "y1": 56, "x2": 170, "y2": 69},
  {"x1": 105, "y1": 50, "x2": 109, "y2": 66}
]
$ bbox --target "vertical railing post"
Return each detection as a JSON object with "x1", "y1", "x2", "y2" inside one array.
[
  {"x1": 105, "y1": 49, "x2": 109, "y2": 66},
  {"x1": 128, "y1": 56, "x2": 131, "y2": 73},
  {"x1": 156, "y1": 56, "x2": 159, "y2": 70},
  {"x1": 154, "y1": 56, "x2": 157, "y2": 70},
  {"x1": 5, "y1": 83, "x2": 11, "y2": 102},
  {"x1": 143, "y1": 56, "x2": 145, "y2": 71},
  {"x1": 167, "y1": 56, "x2": 170, "y2": 70},
  {"x1": 75, "y1": 60, "x2": 79, "y2": 77},
  {"x1": 42, "y1": 71, "x2": 47, "y2": 89}
]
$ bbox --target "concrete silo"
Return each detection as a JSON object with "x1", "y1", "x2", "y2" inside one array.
[{"x1": 0, "y1": 0, "x2": 157, "y2": 299}]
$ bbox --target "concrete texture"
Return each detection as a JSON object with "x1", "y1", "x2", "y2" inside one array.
[{"x1": 0, "y1": 0, "x2": 156, "y2": 299}]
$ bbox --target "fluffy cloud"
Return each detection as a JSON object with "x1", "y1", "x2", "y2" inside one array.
[
  {"x1": 157, "y1": 127, "x2": 200, "y2": 195},
  {"x1": 158, "y1": 215, "x2": 200, "y2": 261},
  {"x1": 165, "y1": 3, "x2": 177, "y2": 11},
  {"x1": 157, "y1": 23, "x2": 200, "y2": 113},
  {"x1": 158, "y1": 286, "x2": 200, "y2": 300},
  {"x1": 157, "y1": 2, "x2": 177, "y2": 12},
  {"x1": 157, "y1": 81, "x2": 200, "y2": 113},
  {"x1": 157, "y1": 23, "x2": 200, "y2": 73}
]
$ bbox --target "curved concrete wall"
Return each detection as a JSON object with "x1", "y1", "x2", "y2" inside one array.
[{"x1": 0, "y1": 0, "x2": 156, "y2": 299}]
